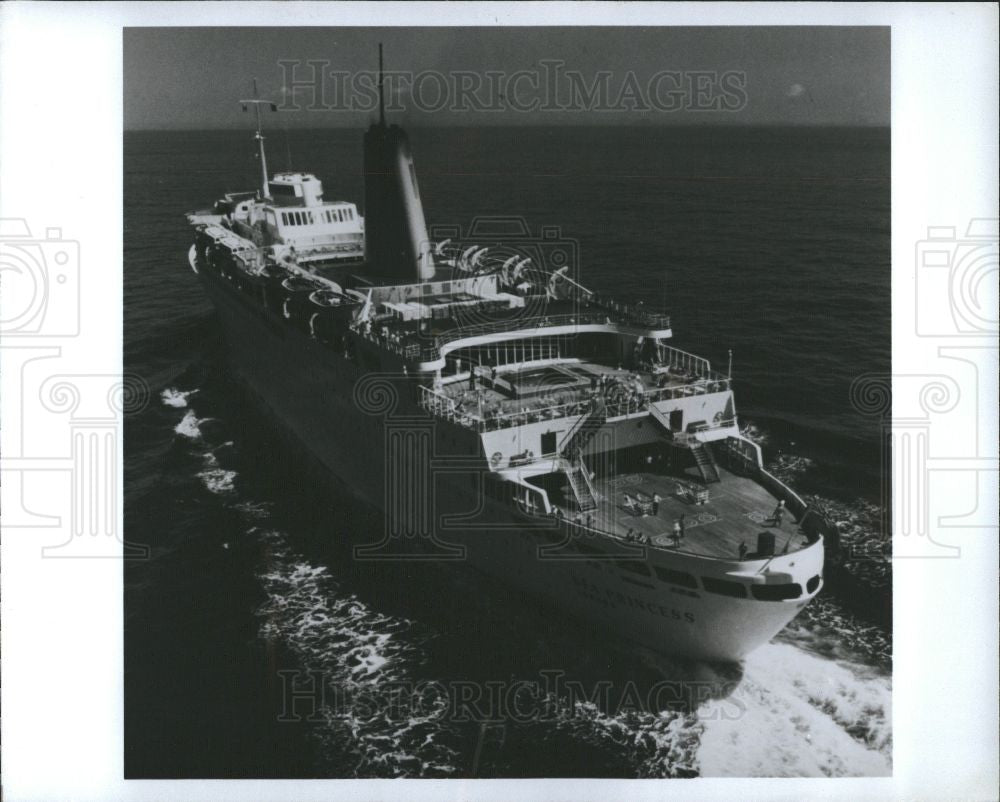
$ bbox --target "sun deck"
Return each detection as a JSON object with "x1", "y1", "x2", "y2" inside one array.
[
  {"x1": 426, "y1": 358, "x2": 732, "y2": 431},
  {"x1": 554, "y1": 466, "x2": 810, "y2": 560}
]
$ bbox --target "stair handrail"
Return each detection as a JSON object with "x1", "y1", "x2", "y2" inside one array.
[
  {"x1": 557, "y1": 407, "x2": 593, "y2": 453},
  {"x1": 577, "y1": 453, "x2": 599, "y2": 501}
]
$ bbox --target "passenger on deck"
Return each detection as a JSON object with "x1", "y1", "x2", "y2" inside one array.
[
  {"x1": 770, "y1": 499, "x2": 785, "y2": 527},
  {"x1": 623, "y1": 493, "x2": 637, "y2": 515},
  {"x1": 652, "y1": 493, "x2": 661, "y2": 515},
  {"x1": 738, "y1": 541, "x2": 748, "y2": 560}
]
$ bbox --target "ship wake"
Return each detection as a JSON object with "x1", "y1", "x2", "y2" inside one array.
[
  {"x1": 252, "y1": 525, "x2": 461, "y2": 777},
  {"x1": 166, "y1": 395, "x2": 891, "y2": 779}
]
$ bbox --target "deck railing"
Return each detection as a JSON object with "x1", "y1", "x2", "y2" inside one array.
[
  {"x1": 657, "y1": 345, "x2": 712, "y2": 378},
  {"x1": 355, "y1": 298, "x2": 672, "y2": 363},
  {"x1": 419, "y1": 373, "x2": 733, "y2": 433}
]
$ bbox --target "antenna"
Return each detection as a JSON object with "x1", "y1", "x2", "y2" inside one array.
[
  {"x1": 378, "y1": 42, "x2": 385, "y2": 126},
  {"x1": 240, "y1": 78, "x2": 278, "y2": 200}
]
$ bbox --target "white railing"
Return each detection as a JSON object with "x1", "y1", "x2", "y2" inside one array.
[
  {"x1": 507, "y1": 476, "x2": 553, "y2": 515},
  {"x1": 419, "y1": 374, "x2": 733, "y2": 433},
  {"x1": 658, "y1": 345, "x2": 712, "y2": 378}
]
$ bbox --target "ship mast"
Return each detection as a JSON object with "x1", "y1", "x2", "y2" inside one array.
[{"x1": 240, "y1": 79, "x2": 276, "y2": 200}]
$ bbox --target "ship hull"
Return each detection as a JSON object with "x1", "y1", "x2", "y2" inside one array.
[{"x1": 194, "y1": 256, "x2": 821, "y2": 662}]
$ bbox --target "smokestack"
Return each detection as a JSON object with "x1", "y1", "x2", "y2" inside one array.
[{"x1": 363, "y1": 45, "x2": 436, "y2": 282}]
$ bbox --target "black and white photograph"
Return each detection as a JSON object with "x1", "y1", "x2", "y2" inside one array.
[
  {"x1": 1, "y1": 4, "x2": 997, "y2": 801},
  {"x1": 123, "y1": 25, "x2": 892, "y2": 779}
]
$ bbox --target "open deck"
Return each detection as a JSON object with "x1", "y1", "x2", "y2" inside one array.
[
  {"x1": 423, "y1": 357, "x2": 732, "y2": 432},
  {"x1": 553, "y1": 466, "x2": 810, "y2": 560}
]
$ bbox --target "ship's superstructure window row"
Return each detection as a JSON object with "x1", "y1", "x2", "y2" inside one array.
[{"x1": 279, "y1": 207, "x2": 356, "y2": 227}]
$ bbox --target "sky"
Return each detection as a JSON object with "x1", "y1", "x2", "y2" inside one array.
[{"x1": 124, "y1": 27, "x2": 889, "y2": 130}]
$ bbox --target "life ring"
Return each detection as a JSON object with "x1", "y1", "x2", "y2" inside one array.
[{"x1": 491, "y1": 452, "x2": 503, "y2": 467}]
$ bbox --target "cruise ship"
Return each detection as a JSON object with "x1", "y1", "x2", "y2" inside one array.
[{"x1": 185, "y1": 58, "x2": 835, "y2": 662}]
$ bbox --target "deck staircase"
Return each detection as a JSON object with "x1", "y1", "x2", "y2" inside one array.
[
  {"x1": 646, "y1": 403, "x2": 721, "y2": 484},
  {"x1": 691, "y1": 441, "x2": 721, "y2": 484},
  {"x1": 559, "y1": 401, "x2": 607, "y2": 459},
  {"x1": 562, "y1": 455, "x2": 598, "y2": 512}
]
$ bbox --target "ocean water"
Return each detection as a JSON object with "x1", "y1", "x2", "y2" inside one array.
[{"x1": 124, "y1": 125, "x2": 891, "y2": 778}]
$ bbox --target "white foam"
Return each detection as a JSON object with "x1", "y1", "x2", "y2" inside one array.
[
  {"x1": 740, "y1": 421, "x2": 771, "y2": 448},
  {"x1": 695, "y1": 642, "x2": 891, "y2": 777},
  {"x1": 233, "y1": 500, "x2": 273, "y2": 520},
  {"x1": 174, "y1": 410, "x2": 205, "y2": 440},
  {"x1": 253, "y1": 530, "x2": 459, "y2": 777},
  {"x1": 161, "y1": 387, "x2": 198, "y2": 408},
  {"x1": 197, "y1": 467, "x2": 237, "y2": 495}
]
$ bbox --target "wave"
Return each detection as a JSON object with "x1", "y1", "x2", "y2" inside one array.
[
  {"x1": 696, "y1": 643, "x2": 890, "y2": 777},
  {"x1": 250, "y1": 525, "x2": 461, "y2": 777},
  {"x1": 174, "y1": 409, "x2": 208, "y2": 440},
  {"x1": 163, "y1": 402, "x2": 892, "y2": 779},
  {"x1": 522, "y1": 632, "x2": 889, "y2": 779},
  {"x1": 196, "y1": 451, "x2": 237, "y2": 495},
  {"x1": 161, "y1": 387, "x2": 199, "y2": 408}
]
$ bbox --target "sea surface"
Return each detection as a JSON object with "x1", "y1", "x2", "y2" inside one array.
[{"x1": 124, "y1": 125, "x2": 891, "y2": 778}]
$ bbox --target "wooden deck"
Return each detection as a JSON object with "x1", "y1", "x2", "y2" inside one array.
[{"x1": 558, "y1": 466, "x2": 810, "y2": 560}]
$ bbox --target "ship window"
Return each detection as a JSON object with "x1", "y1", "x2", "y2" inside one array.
[
  {"x1": 653, "y1": 567, "x2": 698, "y2": 589},
  {"x1": 806, "y1": 575, "x2": 820, "y2": 593},
  {"x1": 751, "y1": 583, "x2": 802, "y2": 601},
  {"x1": 701, "y1": 577, "x2": 747, "y2": 598}
]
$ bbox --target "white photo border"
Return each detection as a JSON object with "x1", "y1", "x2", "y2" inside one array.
[{"x1": 1, "y1": 2, "x2": 997, "y2": 801}]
